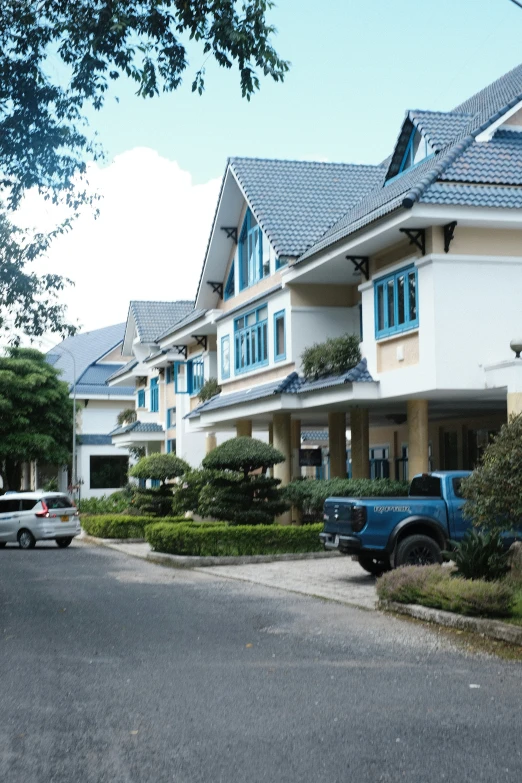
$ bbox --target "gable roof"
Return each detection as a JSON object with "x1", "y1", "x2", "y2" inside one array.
[
  {"x1": 75, "y1": 364, "x2": 134, "y2": 397},
  {"x1": 129, "y1": 300, "x2": 194, "y2": 344},
  {"x1": 298, "y1": 63, "x2": 522, "y2": 263},
  {"x1": 47, "y1": 323, "x2": 126, "y2": 386},
  {"x1": 229, "y1": 157, "x2": 385, "y2": 258}
]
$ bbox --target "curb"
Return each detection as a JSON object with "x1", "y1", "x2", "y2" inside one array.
[
  {"x1": 79, "y1": 534, "x2": 341, "y2": 568},
  {"x1": 381, "y1": 601, "x2": 522, "y2": 646}
]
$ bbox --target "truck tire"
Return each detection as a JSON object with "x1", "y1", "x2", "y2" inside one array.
[
  {"x1": 395, "y1": 534, "x2": 442, "y2": 567},
  {"x1": 357, "y1": 554, "x2": 391, "y2": 577}
]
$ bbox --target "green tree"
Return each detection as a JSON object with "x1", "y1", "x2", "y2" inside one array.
[
  {"x1": 0, "y1": 347, "x2": 73, "y2": 490},
  {"x1": 199, "y1": 437, "x2": 288, "y2": 524},
  {"x1": 0, "y1": 1, "x2": 288, "y2": 342},
  {"x1": 301, "y1": 334, "x2": 361, "y2": 379},
  {"x1": 129, "y1": 452, "x2": 190, "y2": 516},
  {"x1": 462, "y1": 414, "x2": 522, "y2": 532}
]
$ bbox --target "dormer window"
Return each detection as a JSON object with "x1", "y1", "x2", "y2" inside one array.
[
  {"x1": 398, "y1": 127, "x2": 432, "y2": 174},
  {"x1": 239, "y1": 208, "x2": 269, "y2": 291}
]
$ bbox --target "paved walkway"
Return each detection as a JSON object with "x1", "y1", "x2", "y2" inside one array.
[{"x1": 78, "y1": 538, "x2": 378, "y2": 609}]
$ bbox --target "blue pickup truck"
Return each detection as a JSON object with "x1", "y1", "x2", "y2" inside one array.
[{"x1": 319, "y1": 471, "x2": 471, "y2": 575}]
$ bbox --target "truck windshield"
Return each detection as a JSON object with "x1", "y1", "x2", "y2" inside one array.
[{"x1": 409, "y1": 475, "x2": 442, "y2": 497}]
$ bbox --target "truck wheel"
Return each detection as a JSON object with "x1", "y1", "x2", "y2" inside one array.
[
  {"x1": 357, "y1": 554, "x2": 391, "y2": 577},
  {"x1": 396, "y1": 535, "x2": 442, "y2": 567}
]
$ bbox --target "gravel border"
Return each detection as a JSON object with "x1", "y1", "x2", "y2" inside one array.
[
  {"x1": 80, "y1": 533, "x2": 341, "y2": 567},
  {"x1": 381, "y1": 600, "x2": 522, "y2": 645}
]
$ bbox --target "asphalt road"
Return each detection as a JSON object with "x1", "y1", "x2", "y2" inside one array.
[{"x1": 1, "y1": 542, "x2": 522, "y2": 783}]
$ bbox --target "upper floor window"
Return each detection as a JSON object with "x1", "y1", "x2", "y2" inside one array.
[
  {"x1": 224, "y1": 262, "x2": 235, "y2": 300},
  {"x1": 173, "y1": 359, "x2": 204, "y2": 395},
  {"x1": 165, "y1": 365, "x2": 173, "y2": 384},
  {"x1": 221, "y1": 335, "x2": 230, "y2": 380},
  {"x1": 166, "y1": 438, "x2": 176, "y2": 454},
  {"x1": 149, "y1": 377, "x2": 159, "y2": 412},
  {"x1": 137, "y1": 389, "x2": 145, "y2": 408},
  {"x1": 239, "y1": 209, "x2": 267, "y2": 290},
  {"x1": 375, "y1": 266, "x2": 418, "y2": 339},
  {"x1": 399, "y1": 128, "x2": 432, "y2": 174},
  {"x1": 274, "y1": 310, "x2": 286, "y2": 361},
  {"x1": 234, "y1": 305, "x2": 268, "y2": 373},
  {"x1": 192, "y1": 359, "x2": 204, "y2": 396},
  {"x1": 166, "y1": 407, "x2": 176, "y2": 429}
]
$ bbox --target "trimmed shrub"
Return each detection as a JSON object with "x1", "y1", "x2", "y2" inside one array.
[
  {"x1": 283, "y1": 478, "x2": 409, "y2": 521},
  {"x1": 129, "y1": 453, "x2": 190, "y2": 483},
  {"x1": 78, "y1": 492, "x2": 131, "y2": 515},
  {"x1": 200, "y1": 437, "x2": 289, "y2": 525},
  {"x1": 81, "y1": 514, "x2": 192, "y2": 539},
  {"x1": 377, "y1": 565, "x2": 516, "y2": 618},
  {"x1": 145, "y1": 522, "x2": 324, "y2": 557},
  {"x1": 443, "y1": 530, "x2": 510, "y2": 582},
  {"x1": 171, "y1": 468, "x2": 221, "y2": 516},
  {"x1": 301, "y1": 333, "x2": 361, "y2": 379},
  {"x1": 462, "y1": 414, "x2": 522, "y2": 532}
]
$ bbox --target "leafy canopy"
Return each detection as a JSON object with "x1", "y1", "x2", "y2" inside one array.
[
  {"x1": 129, "y1": 453, "x2": 190, "y2": 484},
  {"x1": 462, "y1": 414, "x2": 522, "y2": 532},
  {"x1": 0, "y1": 347, "x2": 73, "y2": 489},
  {"x1": 202, "y1": 436, "x2": 285, "y2": 476},
  {"x1": 301, "y1": 334, "x2": 361, "y2": 380}
]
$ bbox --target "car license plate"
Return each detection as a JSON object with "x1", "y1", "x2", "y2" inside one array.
[
  {"x1": 334, "y1": 534, "x2": 339, "y2": 547},
  {"x1": 61, "y1": 515, "x2": 69, "y2": 522}
]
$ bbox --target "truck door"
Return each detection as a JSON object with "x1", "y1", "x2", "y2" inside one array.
[{"x1": 448, "y1": 478, "x2": 469, "y2": 541}]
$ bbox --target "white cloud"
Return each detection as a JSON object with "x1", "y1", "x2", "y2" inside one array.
[{"x1": 16, "y1": 148, "x2": 222, "y2": 333}]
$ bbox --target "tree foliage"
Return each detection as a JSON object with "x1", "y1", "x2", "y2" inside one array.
[
  {"x1": 129, "y1": 453, "x2": 190, "y2": 484},
  {"x1": 0, "y1": 347, "x2": 73, "y2": 490},
  {"x1": 199, "y1": 437, "x2": 288, "y2": 524},
  {"x1": 198, "y1": 377, "x2": 221, "y2": 402},
  {"x1": 462, "y1": 414, "x2": 522, "y2": 532},
  {"x1": 0, "y1": 1, "x2": 288, "y2": 341},
  {"x1": 301, "y1": 334, "x2": 361, "y2": 379}
]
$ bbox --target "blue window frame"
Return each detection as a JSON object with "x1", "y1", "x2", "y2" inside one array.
[
  {"x1": 151, "y1": 479, "x2": 160, "y2": 488},
  {"x1": 150, "y1": 377, "x2": 159, "y2": 412},
  {"x1": 275, "y1": 257, "x2": 287, "y2": 270},
  {"x1": 274, "y1": 310, "x2": 286, "y2": 361},
  {"x1": 192, "y1": 359, "x2": 204, "y2": 396},
  {"x1": 221, "y1": 335, "x2": 230, "y2": 380},
  {"x1": 174, "y1": 361, "x2": 191, "y2": 394},
  {"x1": 137, "y1": 389, "x2": 145, "y2": 408},
  {"x1": 374, "y1": 265, "x2": 418, "y2": 339},
  {"x1": 224, "y1": 262, "x2": 235, "y2": 300},
  {"x1": 165, "y1": 365, "x2": 174, "y2": 384},
  {"x1": 166, "y1": 439, "x2": 176, "y2": 454},
  {"x1": 239, "y1": 209, "x2": 262, "y2": 291},
  {"x1": 234, "y1": 305, "x2": 268, "y2": 373},
  {"x1": 166, "y1": 407, "x2": 176, "y2": 429}
]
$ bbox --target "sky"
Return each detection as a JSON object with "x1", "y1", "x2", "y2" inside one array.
[{"x1": 15, "y1": 0, "x2": 522, "y2": 344}]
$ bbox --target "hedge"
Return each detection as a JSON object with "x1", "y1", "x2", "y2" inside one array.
[
  {"x1": 376, "y1": 565, "x2": 516, "y2": 618},
  {"x1": 81, "y1": 515, "x2": 192, "y2": 539},
  {"x1": 283, "y1": 478, "x2": 409, "y2": 521},
  {"x1": 145, "y1": 522, "x2": 324, "y2": 557}
]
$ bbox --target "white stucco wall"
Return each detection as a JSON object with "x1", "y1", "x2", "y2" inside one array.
[
  {"x1": 77, "y1": 443, "x2": 132, "y2": 499},
  {"x1": 291, "y1": 305, "x2": 360, "y2": 373}
]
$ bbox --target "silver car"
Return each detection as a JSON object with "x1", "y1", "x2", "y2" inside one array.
[{"x1": 0, "y1": 492, "x2": 81, "y2": 549}]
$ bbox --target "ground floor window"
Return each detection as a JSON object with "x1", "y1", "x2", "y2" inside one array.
[{"x1": 90, "y1": 455, "x2": 129, "y2": 489}]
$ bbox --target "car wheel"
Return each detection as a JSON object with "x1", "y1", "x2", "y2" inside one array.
[
  {"x1": 396, "y1": 534, "x2": 442, "y2": 567},
  {"x1": 55, "y1": 537, "x2": 73, "y2": 548},
  {"x1": 357, "y1": 554, "x2": 391, "y2": 577},
  {"x1": 18, "y1": 530, "x2": 36, "y2": 550}
]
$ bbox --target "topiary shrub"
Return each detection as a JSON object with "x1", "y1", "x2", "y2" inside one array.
[
  {"x1": 301, "y1": 333, "x2": 361, "y2": 379},
  {"x1": 81, "y1": 514, "x2": 193, "y2": 539},
  {"x1": 199, "y1": 437, "x2": 289, "y2": 525},
  {"x1": 283, "y1": 478, "x2": 409, "y2": 522},
  {"x1": 129, "y1": 453, "x2": 190, "y2": 516},
  {"x1": 461, "y1": 414, "x2": 522, "y2": 533},
  {"x1": 198, "y1": 378, "x2": 221, "y2": 402},
  {"x1": 443, "y1": 530, "x2": 510, "y2": 582},
  {"x1": 171, "y1": 468, "x2": 221, "y2": 516}
]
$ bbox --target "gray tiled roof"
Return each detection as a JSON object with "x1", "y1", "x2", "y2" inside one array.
[
  {"x1": 298, "y1": 64, "x2": 522, "y2": 263},
  {"x1": 130, "y1": 300, "x2": 194, "y2": 344},
  {"x1": 409, "y1": 110, "x2": 474, "y2": 150},
  {"x1": 187, "y1": 360, "x2": 375, "y2": 419},
  {"x1": 78, "y1": 434, "x2": 114, "y2": 445},
  {"x1": 47, "y1": 323, "x2": 126, "y2": 386},
  {"x1": 110, "y1": 421, "x2": 164, "y2": 436},
  {"x1": 420, "y1": 182, "x2": 522, "y2": 208},
  {"x1": 230, "y1": 158, "x2": 385, "y2": 258},
  {"x1": 75, "y1": 364, "x2": 134, "y2": 397},
  {"x1": 301, "y1": 430, "x2": 328, "y2": 442},
  {"x1": 156, "y1": 308, "x2": 208, "y2": 341},
  {"x1": 106, "y1": 358, "x2": 138, "y2": 382}
]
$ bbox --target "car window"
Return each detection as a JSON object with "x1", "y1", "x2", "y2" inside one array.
[
  {"x1": 44, "y1": 495, "x2": 74, "y2": 509},
  {"x1": 0, "y1": 499, "x2": 21, "y2": 512},
  {"x1": 20, "y1": 499, "x2": 38, "y2": 511},
  {"x1": 409, "y1": 475, "x2": 442, "y2": 498},
  {"x1": 452, "y1": 478, "x2": 463, "y2": 498}
]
